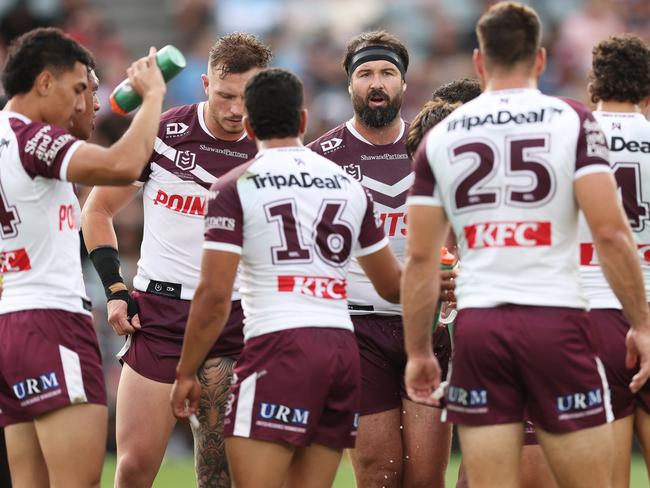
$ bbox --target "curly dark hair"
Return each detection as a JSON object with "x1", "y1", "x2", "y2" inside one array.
[
  {"x1": 245, "y1": 68, "x2": 303, "y2": 140},
  {"x1": 589, "y1": 35, "x2": 650, "y2": 104},
  {"x1": 476, "y1": 2, "x2": 541, "y2": 69},
  {"x1": 431, "y1": 78, "x2": 481, "y2": 104},
  {"x1": 342, "y1": 30, "x2": 409, "y2": 78},
  {"x1": 406, "y1": 99, "x2": 460, "y2": 158},
  {"x1": 2, "y1": 27, "x2": 94, "y2": 98},
  {"x1": 209, "y1": 32, "x2": 272, "y2": 78}
]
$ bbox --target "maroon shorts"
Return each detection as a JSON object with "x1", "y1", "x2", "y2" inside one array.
[
  {"x1": 446, "y1": 306, "x2": 612, "y2": 433},
  {"x1": 589, "y1": 308, "x2": 650, "y2": 417},
  {"x1": 121, "y1": 291, "x2": 244, "y2": 384},
  {"x1": 224, "y1": 327, "x2": 360, "y2": 449},
  {"x1": 0, "y1": 309, "x2": 106, "y2": 427},
  {"x1": 352, "y1": 314, "x2": 451, "y2": 415}
]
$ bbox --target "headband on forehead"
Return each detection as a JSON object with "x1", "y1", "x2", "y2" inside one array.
[{"x1": 346, "y1": 45, "x2": 406, "y2": 80}]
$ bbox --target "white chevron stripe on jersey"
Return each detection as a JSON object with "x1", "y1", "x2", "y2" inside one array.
[
  {"x1": 154, "y1": 137, "x2": 217, "y2": 185},
  {"x1": 361, "y1": 172, "x2": 414, "y2": 198}
]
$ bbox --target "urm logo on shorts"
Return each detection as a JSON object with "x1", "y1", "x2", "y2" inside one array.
[
  {"x1": 259, "y1": 402, "x2": 310, "y2": 425},
  {"x1": 556, "y1": 388, "x2": 603, "y2": 415},
  {"x1": 447, "y1": 386, "x2": 488, "y2": 407},
  {"x1": 13, "y1": 372, "x2": 59, "y2": 400},
  {"x1": 464, "y1": 221, "x2": 551, "y2": 249}
]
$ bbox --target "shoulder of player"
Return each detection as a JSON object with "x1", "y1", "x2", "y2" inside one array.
[
  {"x1": 306, "y1": 123, "x2": 347, "y2": 152},
  {"x1": 159, "y1": 103, "x2": 197, "y2": 123}
]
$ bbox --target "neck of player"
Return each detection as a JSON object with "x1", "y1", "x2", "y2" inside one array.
[
  {"x1": 483, "y1": 72, "x2": 538, "y2": 93},
  {"x1": 4, "y1": 97, "x2": 44, "y2": 122},
  {"x1": 596, "y1": 100, "x2": 645, "y2": 114},
  {"x1": 257, "y1": 137, "x2": 303, "y2": 150},
  {"x1": 351, "y1": 115, "x2": 402, "y2": 146}
]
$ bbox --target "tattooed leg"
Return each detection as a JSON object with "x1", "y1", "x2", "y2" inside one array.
[{"x1": 194, "y1": 356, "x2": 236, "y2": 488}]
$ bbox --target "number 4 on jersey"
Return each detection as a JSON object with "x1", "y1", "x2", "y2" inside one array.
[
  {"x1": 613, "y1": 162, "x2": 650, "y2": 232},
  {"x1": 0, "y1": 182, "x2": 20, "y2": 238}
]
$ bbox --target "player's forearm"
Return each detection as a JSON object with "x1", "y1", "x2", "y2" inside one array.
[
  {"x1": 596, "y1": 227, "x2": 650, "y2": 330},
  {"x1": 402, "y1": 255, "x2": 439, "y2": 357},
  {"x1": 177, "y1": 285, "x2": 232, "y2": 378},
  {"x1": 81, "y1": 206, "x2": 119, "y2": 252}
]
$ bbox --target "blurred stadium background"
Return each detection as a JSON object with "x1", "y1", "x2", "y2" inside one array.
[{"x1": 1, "y1": 0, "x2": 650, "y2": 486}]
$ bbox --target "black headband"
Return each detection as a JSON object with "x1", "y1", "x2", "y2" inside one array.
[{"x1": 346, "y1": 46, "x2": 406, "y2": 80}]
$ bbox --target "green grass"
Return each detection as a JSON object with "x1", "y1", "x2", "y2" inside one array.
[{"x1": 101, "y1": 452, "x2": 649, "y2": 487}]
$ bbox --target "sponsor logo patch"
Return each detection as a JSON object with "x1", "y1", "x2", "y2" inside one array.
[
  {"x1": 1, "y1": 248, "x2": 31, "y2": 272},
  {"x1": 153, "y1": 189, "x2": 205, "y2": 215},
  {"x1": 277, "y1": 275, "x2": 347, "y2": 299},
  {"x1": 464, "y1": 221, "x2": 551, "y2": 249}
]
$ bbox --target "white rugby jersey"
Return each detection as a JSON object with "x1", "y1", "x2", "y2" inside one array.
[
  {"x1": 0, "y1": 112, "x2": 90, "y2": 315},
  {"x1": 409, "y1": 89, "x2": 610, "y2": 309},
  {"x1": 579, "y1": 111, "x2": 650, "y2": 308},
  {"x1": 309, "y1": 119, "x2": 409, "y2": 315},
  {"x1": 204, "y1": 146, "x2": 388, "y2": 341},
  {"x1": 132, "y1": 102, "x2": 257, "y2": 300}
]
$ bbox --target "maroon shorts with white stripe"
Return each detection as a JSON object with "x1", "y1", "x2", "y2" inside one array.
[
  {"x1": 446, "y1": 305, "x2": 612, "y2": 433},
  {"x1": 224, "y1": 327, "x2": 360, "y2": 449},
  {"x1": 589, "y1": 308, "x2": 650, "y2": 417},
  {"x1": 120, "y1": 291, "x2": 244, "y2": 383},
  {"x1": 0, "y1": 309, "x2": 106, "y2": 427}
]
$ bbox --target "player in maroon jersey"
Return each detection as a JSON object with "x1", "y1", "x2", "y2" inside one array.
[
  {"x1": 82, "y1": 33, "x2": 271, "y2": 488},
  {"x1": 309, "y1": 31, "x2": 452, "y2": 488}
]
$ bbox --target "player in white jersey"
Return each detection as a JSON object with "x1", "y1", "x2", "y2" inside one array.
[
  {"x1": 403, "y1": 3, "x2": 650, "y2": 488},
  {"x1": 81, "y1": 33, "x2": 271, "y2": 488},
  {"x1": 171, "y1": 68, "x2": 402, "y2": 488},
  {"x1": 0, "y1": 28, "x2": 165, "y2": 488},
  {"x1": 309, "y1": 31, "x2": 453, "y2": 488},
  {"x1": 579, "y1": 34, "x2": 650, "y2": 486}
]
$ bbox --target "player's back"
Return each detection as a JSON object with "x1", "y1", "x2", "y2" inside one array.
[
  {"x1": 205, "y1": 146, "x2": 385, "y2": 340},
  {"x1": 0, "y1": 112, "x2": 89, "y2": 315},
  {"x1": 579, "y1": 111, "x2": 650, "y2": 307},
  {"x1": 410, "y1": 88, "x2": 610, "y2": 309}
]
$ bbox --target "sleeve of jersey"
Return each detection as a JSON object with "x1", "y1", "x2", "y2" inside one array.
[
  {"x1": 203, "y1": 178, "x2": 244, "y2": 255},
  {"x1": 406, "y1": 142, "x2": 442, "y2": 206},
  {"x1": 15, "y1": 121, "x2": 82, "y2": 181},
  {"x1": 355, "y1": 189, "x2": 389, "y2": 257},
  {"x1": 571, "y1": 103, "x2": 611, "y2": 179}
]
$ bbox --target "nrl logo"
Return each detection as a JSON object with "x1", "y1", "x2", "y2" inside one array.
[
  {"x1": 342, "y1": 163, "x2": 362, "y2": 181},
  {"x1": 175, "y1": 150, "x2": 196, "y2": 171}
]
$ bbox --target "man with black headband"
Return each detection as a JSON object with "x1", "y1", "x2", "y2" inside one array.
[{"x1": 309, "y1": 30, "x2": 452, "y2": 488}]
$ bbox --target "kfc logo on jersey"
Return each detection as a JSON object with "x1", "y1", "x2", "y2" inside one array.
[
  {"x1": 1, "y1": 248, "x2": 31, "y2": 273},
  {"x1": 277, "y1": 275, "x2": 347, "y2": 299},
  {"x1": 465, "y1": 221, "x2": 551, "y2": 249},
  {"x1": 319, "y1": 137, "x2": 343, "y2": 153},
  {"x1": 581, "y1": 242, "x2": 650, "y2": 265},
  {"x1": 165, "y1": 122, "x2": 189, "y2": 137},
  {"x1": 343, "y1": 163, "x2": 362, "y2": 181}
]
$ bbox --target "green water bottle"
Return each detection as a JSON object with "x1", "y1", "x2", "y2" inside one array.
[{"x1": 109, "y1": 45, "x2": 186, "y2": 115}]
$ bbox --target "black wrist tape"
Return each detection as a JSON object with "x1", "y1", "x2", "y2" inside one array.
[
  {"x1": 107, "y1": 289, "x2": 139, "y2": 319},
  {"x1": 88, "y1": 246, "x2": 124, "y2": 298}
]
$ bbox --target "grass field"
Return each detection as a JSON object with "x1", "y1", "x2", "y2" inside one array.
[{"x1": 101, "y1": 452, "x2": 650, "y2": 487}]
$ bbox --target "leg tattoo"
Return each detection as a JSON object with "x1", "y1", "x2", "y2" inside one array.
[{"x1": 194, "y1": 356, "x2": 235, "y2": 488}]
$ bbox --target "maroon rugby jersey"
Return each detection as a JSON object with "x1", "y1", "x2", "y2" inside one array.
[
  {"x1": 309, "y1": 119, "x2": 410, "y2": 314},
  {"x1": 133, "y1": 101, "x2": 257, "y2": 300}
]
